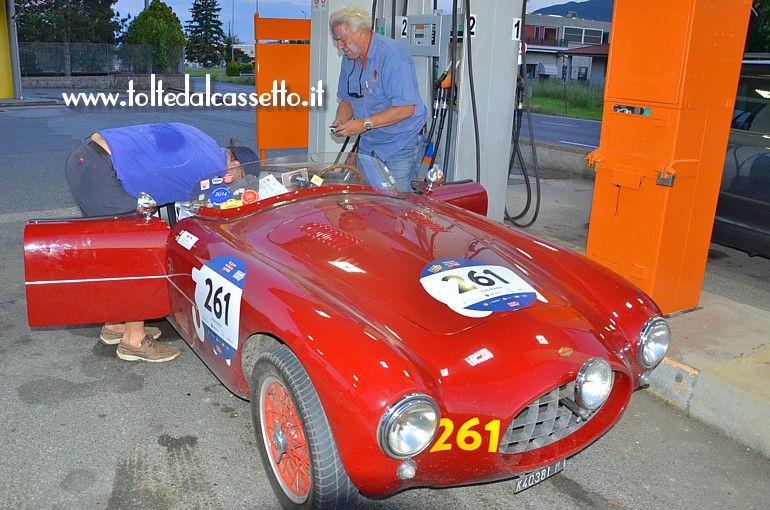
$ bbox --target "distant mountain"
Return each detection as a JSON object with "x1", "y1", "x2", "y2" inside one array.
[{"x1": 533, "y1": 0, "x2": 614, "y2": 22}]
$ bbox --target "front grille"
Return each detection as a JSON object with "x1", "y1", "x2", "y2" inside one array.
[{"x1": 499, "y1": 381, "x2": 596, "y2": 454}]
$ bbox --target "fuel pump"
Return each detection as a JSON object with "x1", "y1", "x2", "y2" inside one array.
[
  {"x1": 506, "y1": 43, "x2": 542, "y2": 228},
  {"x1": 310, "y1": 0, "x2": 523, "y2": 221},
  {"x1": 585, "y1": 0, "x2": 751, "y2": 313}
]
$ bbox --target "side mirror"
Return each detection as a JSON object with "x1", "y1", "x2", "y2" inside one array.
[{"x1": 136, "y1": 192, "x2": 157, "y2": 221}]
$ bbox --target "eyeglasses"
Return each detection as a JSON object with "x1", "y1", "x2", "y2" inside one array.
[{"x1": 347, "y1": 64, "x2": 364, "y2": 99}]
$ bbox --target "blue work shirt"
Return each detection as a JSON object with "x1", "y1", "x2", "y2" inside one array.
[
  {"x1": 337, "y1": 32, "x2": 426, "y2": 161},
  {"x1": 100, "y1": 123, "x2": 227, "y2": 205}
]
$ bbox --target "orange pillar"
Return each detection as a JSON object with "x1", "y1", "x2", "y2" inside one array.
[
  {"x1": 585, "y1": 0, "x2": 752, "y2": 314},
  {"x1": 254, "y1": 14, "x2": 311, "y2": 159}
]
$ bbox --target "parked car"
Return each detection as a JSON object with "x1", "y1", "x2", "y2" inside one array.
[
  {"x1": 713, "y1": 59, "x2": 770, "y2": 258},
  {"x1": 24, "y1": 151, "x2": 670, "y2": 509}
]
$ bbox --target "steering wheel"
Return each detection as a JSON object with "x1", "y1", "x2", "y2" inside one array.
[{"x1": 317, "y1": 163, "x2": 366, "y2": 183}]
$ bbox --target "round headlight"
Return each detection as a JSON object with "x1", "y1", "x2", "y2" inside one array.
[
  {"x1": 378, "y1": 394, "x2": 439, "y2": 459},
  {"x1": 638, "y1": 317, "x2": 671, "y2": 368},
  {"x1": 575, "y1": 358, "x2": 613, "y2": 411}
]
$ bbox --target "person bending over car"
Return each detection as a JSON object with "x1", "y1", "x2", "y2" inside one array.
[
  {"x1": 64, "y1": 123, "x2": 256, "y2": 363},
  {"x1": 224, "y1": 144, "x2": 260, "y2": 195}
]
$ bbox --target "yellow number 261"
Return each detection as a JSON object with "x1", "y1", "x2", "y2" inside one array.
[{"x1": 429, "y1": 418, "x2": 502, "y2": 453}]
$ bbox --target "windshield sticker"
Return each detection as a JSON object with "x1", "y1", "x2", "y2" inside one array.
[
  {"x1": 420, "y1": 258, "x2": 537, "y2": 318},
  {"x1": 176, "y1": 230, "x2": 199, "y2": 251},
  {"x1": 210, "y1": 187, "x2": 232, "y2": 206},
  {"x1": 243, "y1": 190, "x2": 259, "y2": 204},
  {"x1": 192, "y1": 256, "x2": 246, "y2": 366},
  {"x1": 221, "y1": 198, "x2": 241, "y2": 210},
  {"x1": 258, "y1": 174, "x2": 289, "y2": 200}
]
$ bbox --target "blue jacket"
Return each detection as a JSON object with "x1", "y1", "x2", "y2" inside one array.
[
  {"x1": 100, "y1": 123, "x2": 227, "y2": 205},
  {"x1": 337, "y1": 32, "x2": 426, "y2": 161}
]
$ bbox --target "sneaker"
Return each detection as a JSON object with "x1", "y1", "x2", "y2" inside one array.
[
  {"x1": 100, "y1": 325, "x2": 162, "y2": 346},
  {"x1": 116, "y1": 336, "x2": 181, "y2": 363}
]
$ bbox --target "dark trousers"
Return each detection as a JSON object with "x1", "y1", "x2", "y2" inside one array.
[{"x1": 65, "y1": 138, "x2": 137, "y2": 217}]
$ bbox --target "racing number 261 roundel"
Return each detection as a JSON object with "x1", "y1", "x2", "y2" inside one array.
[
  {"x1": 192, "y1": 256, "x2": 246, "y2": 365},
  {"x1": 420, "y1": 258, "x2": 537, "y2": 318}
]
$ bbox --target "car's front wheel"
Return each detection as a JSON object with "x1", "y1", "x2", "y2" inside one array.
[{"x1": 251, "y1": 345, "x2": 357, "y2": 509}]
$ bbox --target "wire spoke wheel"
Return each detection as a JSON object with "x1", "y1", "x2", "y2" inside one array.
[
  {"x1": 251, "y1": 345, "x2": 357, "y2": 509},
  {"x1": 262, "y1": 378, "x2": 311, "y2": 501}
]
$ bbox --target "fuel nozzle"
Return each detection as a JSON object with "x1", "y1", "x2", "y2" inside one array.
[
  {"x1": 434, "y1": 66, "x2": 451, "y2": 90},
  {"x1": 515, "y1": 75, "x2": 525, "y2": 111},
  {"x1": 440, "y1": 73, "x2": 453, "y2": 90}
]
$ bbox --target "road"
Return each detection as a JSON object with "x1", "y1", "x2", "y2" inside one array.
[
  {"x1": 0, "y1": 96, "x2": 768, "y2": 509},
  {"x1": 520, "y1": 113, "x2": 601, "y2": 150}
]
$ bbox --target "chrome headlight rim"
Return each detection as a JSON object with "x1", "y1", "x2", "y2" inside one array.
[
  {"x1": 377, "y1": 393, "x2": 440, "y2": 460},
  {"x1": 638, "y1": 316, "x2": 671, "y2": 368},
  {"x1": 574, "y1": 357, "x2": 613, "y2": 411}
]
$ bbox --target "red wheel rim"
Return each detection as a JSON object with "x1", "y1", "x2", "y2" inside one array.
[{"x1": 263, "y1": 380, "x2": 311, "y2": 499}]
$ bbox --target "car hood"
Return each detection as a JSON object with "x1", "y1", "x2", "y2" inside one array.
[{"x1": 238, "y1": 193, "x2": 574, "y2": 335}]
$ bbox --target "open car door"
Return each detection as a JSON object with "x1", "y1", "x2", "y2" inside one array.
[{"x1": 24, "y1": 215, "x2": 172, "y2": 327}]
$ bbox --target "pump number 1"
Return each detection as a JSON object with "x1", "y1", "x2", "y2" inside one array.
[{"x1": 512, "y1": 18, "x2": 522, "y2": 40}]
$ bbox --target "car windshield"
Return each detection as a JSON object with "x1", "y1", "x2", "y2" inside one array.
[{"x1": 181, "y1": 152, "x2": 396, "y2": 218}]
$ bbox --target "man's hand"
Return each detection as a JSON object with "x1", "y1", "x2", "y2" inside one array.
[{"x1": 332, "y1": 118, "x2": 366, "y2": 137}]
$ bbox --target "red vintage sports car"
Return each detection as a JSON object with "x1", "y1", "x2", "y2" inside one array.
[{"x1": 24, "y1": 152, "x2": 670, "y2": 509}]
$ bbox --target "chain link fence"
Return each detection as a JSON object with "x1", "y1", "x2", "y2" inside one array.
[{"x1": 19, "y1": 43, "x2": 185, "y2": 76}]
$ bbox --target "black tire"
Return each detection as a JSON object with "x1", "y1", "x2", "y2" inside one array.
[{"x1": 251, "y1": 345, "x2": 357, "y2": 509}]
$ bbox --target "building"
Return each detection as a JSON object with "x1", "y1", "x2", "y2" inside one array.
[
  {"x1": 524, "y1": 12, "x2": 611, "y2": 86},
  {"x1": 233, "y1": 44, "x2": 255, "y2": 61}
]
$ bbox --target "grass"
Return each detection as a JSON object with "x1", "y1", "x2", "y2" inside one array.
[
  {"x1": 528, "y1": 79, "x2": 605, "y2": 120},
  {"x1": 184, "y1": 66, "x2": 255, "y2": 86}
]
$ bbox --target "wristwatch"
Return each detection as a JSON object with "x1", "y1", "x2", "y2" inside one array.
[{"x1": 363, "y1": 118, "x2": 372, "y2": 131}]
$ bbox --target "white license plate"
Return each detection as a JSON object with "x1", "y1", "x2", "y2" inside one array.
[{"x1": 514, "y1": 459, "x2": 566, "y2": 493}]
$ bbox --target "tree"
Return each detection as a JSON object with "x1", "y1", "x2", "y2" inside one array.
[
  {"x1": 223, "y1": 32, "x2": 235, "y2": 63},
  {"x1": 125, "y1": 0, "x2": 186, "y2": 73},
  {"x1": 114, "y1": 12, "x2": 133, "y2": 45},
  {"x1": 15, "y1": 0, "x2": 120, "y2": 75},
  {"x1": 185, "y1": 0, "x2": 226, "y2": 66},
  {"x1": 16, "y1": 0, "x2": 118, "y2": 43},
  {"x1": 747, "y1": 2, "x2": 770, "y2": 53}
]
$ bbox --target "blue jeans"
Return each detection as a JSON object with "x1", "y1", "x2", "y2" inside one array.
[{"x1": 360, "y1": 134, "x2": 424, "y2": 192}]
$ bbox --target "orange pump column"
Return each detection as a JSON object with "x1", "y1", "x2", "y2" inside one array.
[
  {"x1": 253, "y1": 14, "x2": 311, "y2": 159},
  {"x1": 585, "y1": 0, "x2": 752, "y2": 314}
]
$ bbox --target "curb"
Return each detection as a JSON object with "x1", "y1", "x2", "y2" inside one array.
[
  {"x1": 0, "y1": 98, "x2": 61, "y2": 108},
  {"x1": 650, "y1": 352, "x2": 770, "y2": 459},
  {"x1": 647, "y1": 357, "x2": 699, "y2": 410}
]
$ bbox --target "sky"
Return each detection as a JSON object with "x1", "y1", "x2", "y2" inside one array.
[{"x1": 113, "y1": 0, "x2": 569, "y2": 45}]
